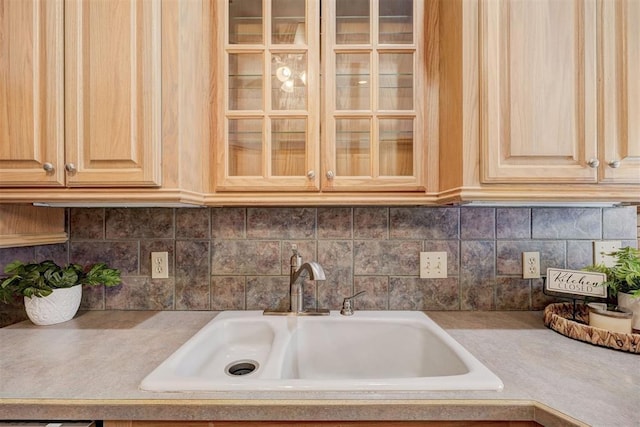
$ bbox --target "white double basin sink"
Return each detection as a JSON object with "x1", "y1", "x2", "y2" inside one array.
[{"x1": 140, "y1": 310, "x2": 503, "y2": 392}]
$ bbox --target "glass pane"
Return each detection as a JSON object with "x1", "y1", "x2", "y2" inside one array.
[
  {"x1": 336, "y1": 53, "x2": 370, "y2": 110},
  {"x1": 272, "y1": 119, "x2": 306, "y2": 176},
  {"x1": 379, "y1": 0, "x2": 413, "y2": 44},
  {"x1": 272, "y1": 0, "x2": 306, "y2": 44},
  {"x1": 336, "y1": 0, "x2": 370, "y2": 44},
  {"x1": 272, "y1": 53, "x2": 307, "y2": 110},
  {"x1": 229, "y1": 0, "x2": 263, "y2": 44},
  {"x1": 379, "y1": 53, "x2": 413, "y2": 110},
  {"x1": 228, "y1": 119, "x2": 263, "y2": 176},
  {"x1": 379, "y1": 118, "x2": 413, "y2": 176},
  {"x1": 336, "y1": 118, "x2": 371, "y2": 176},
  {"x1": 229, "y1": 53, "x2": 263, "y2": 110}
]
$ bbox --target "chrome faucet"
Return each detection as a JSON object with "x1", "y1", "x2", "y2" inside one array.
[
  {"x1": 264, "y1": 248, "x2": 328, "y2": 316},
  {"x1": 290, "y1": 261, "x2": 325, "y2": 313}
]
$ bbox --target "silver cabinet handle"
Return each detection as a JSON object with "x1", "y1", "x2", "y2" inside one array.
[
  {"x1": 65, "y1": 163, "x2": 77, "y2": 173},
  {"x1": 42, "y1": 162, "x2": 54, "y2": 173},
  {"x1": 306, "y1": 170, "x2": 315, "y2": 179},
  {"x1": 587, "y1": 159, "x2": 600, "y2": 168},
  {"x1": 608, "y1": 160, "x2": 621, "y2": 169},
  {"x1": 326, "y1": 170, "x2": 335, "y2": 180}
]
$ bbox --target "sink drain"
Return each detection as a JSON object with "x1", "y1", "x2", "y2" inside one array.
[{"x1": 225, "y1": 359, "x2": 259, "y2": 377}]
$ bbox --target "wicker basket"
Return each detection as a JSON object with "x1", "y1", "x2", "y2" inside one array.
[{"x1": 543, "y1": 302, "x2": 640, "y2": 354}]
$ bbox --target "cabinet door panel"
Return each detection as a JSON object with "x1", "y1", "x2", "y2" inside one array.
[
  {"x1": 0, "y1": 0, "x2": 64, "y2": 186},
  {"x1": 601, "y1": 0, "x2": 640, "y2": 183},
  {"x1": 217, "y1": 0, "x2": 320, "y2": 191},
  {"x1": 65, "y1": 0, "x2": 161, "y2": 186},
  {"x1": 323, "y1": 0, "x2": 428, "y2": 191},
  {"x1": 480, "y1": 0, "x2": 598, "y2": 183}
]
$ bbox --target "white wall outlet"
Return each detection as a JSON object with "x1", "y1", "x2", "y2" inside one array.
[
  {"x1": 151, "y1": 251, "x2": 169, "y2": 279},
  {"x1": 593, "y1": 241, "x2": 621, "y2": 267},
  {"x1": 522, "y1": 252, "x2": 540, "y2": 279},
  {"x1": 420, "y1": 251, "x2": 447, "y2": 279}
]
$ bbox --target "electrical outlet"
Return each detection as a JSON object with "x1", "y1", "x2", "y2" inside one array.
[
  {"x1": 593, "y1": 241, "x2": 621, "y2": 267},
  {"x1": 420, "y1": 252, "x2": 447, "y2": 279},
  {"x1": 151, "y1": 251, "x2": 169, "y2": 279},
  {"x1": 522, "y1": 252, "x2": 540, "y2": 279}
]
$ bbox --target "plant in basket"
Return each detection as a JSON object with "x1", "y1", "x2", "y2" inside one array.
[{"x1": 584, "y1": 246, "x2": 640, "y2": 331}]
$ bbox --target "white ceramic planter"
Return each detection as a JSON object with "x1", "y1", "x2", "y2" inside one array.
[
  {"x1": 587, "y1": 303, "x2": 633, "y2": 334},
  {"x1": 24, "y1": 285, "x2": 82, "y2": 326},
  {"x1": 617, "y1": 292, "x2": 640, "y2": 332}
]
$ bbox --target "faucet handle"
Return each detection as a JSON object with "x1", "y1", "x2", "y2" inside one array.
[
  {"x1": 340, "y1": 291, "x2": 366, "y2": 316},
  {"x1": 290, "y1": 246, "x2": 302, "y2": 269}
]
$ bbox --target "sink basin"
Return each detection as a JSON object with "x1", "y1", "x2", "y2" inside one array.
[
  {"x1": 281, "y1": 316, "x2": 468, "y2": 380},
  {"x1": 140, "y1": 311, "x2": 503, "y2": 392}
]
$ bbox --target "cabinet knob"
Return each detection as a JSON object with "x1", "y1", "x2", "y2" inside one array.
[
  {"x1": 65, "y1": 163, "x2": 77, "y2": 174},
  {"x1": 326, "y1": 170, "x2": 335, "y2": 180},
  {"x1": 587, "y1": 159, "x2": 600, "y2": 168},
  {"x1": 306, "y1": 170, "x2": 315, "y2": 179},
  {"x1": 42, "y1": 162, "x2": 55, "y2": 173},
  {"x1": 608, "y1": 160, "x2": 621, "y2": 169}
]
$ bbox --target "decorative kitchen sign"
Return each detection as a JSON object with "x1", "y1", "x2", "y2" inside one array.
[{"x1": 545, "y1": 268, "x2": 607, "y2": 298}]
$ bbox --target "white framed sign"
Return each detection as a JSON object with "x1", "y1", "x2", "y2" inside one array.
[{"x1": 545, "y1": 268, "x2": 607, "y2": 298}]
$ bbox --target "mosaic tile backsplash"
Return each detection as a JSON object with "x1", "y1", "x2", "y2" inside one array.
[{"x1": 1, "y1": 206, "x2": 637, "y2": 326}]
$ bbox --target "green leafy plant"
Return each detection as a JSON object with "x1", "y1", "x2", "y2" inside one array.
[
  {"x1": 584, "y1": 247, "x2": 640, "y2": 298},
  {"x1": 0, "y1": 260, "x2": 121, "y2": 302}
]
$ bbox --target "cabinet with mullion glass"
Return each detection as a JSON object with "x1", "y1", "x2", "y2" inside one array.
[
  {"x1": 215, "y1": 0, "x2": 429, "y2": 193},
  {"x1": 218, "y1": 0, "x2": 319, "y2": 190},
  {"x1": 324, "y1": 0, "x2": 424, "y2": 191}
]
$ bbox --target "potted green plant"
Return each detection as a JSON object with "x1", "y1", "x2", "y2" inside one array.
[
  {"x1": 585, "y1": 246, "x2": 640, "y2": 331},
  {"x1": 0, "y1": 260, "x2": 121, "y2": 326}
]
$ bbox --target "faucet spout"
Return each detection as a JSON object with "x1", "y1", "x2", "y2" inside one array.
[
  {"x1": 291, "y1": 261, "x2": 326, "y2": 284},
  {"x1": 290, "y1": 261, "x2": 325, "y2": 313}
]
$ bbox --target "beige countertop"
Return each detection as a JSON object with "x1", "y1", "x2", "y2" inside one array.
[{"x1": 0, "y1": 310, "x2": 638, "y2": 426}]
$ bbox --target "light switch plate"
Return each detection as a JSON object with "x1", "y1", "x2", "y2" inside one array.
[
  {"x1": 593, "y1": 241, "x2": 621, "y2": 267},
  {"x1": 420, "y1": 252, "x2": 447, "y2": 279}
]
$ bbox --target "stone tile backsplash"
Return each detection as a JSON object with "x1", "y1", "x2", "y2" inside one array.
[{"x1": 1, "y1": 206, "x2": 637, "y2": 326}]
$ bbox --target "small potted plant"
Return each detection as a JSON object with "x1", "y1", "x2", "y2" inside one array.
[
  {"x1": 585, "y1": 246, "x2": 640, "y2": 331},
  {"x1": 0, "y1": 260, "x2": 121, "y2": 326}
]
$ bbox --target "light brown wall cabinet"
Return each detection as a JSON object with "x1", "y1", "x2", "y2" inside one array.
[
  {"x1": 64, "y1": 0, "x2": 162, "y2": 187},
  {"x1": 479, "y1": 0, "x2": 639, "y2": 185},
  {"x1": 2, "y1": 0, "x2": 637, "y2": 206},
  {"x1": 0, "y1": 0, "x2": 64, "y2": 186},
  {"x1": 600, "y1": 0, "x2": 640, "y2": 184},
  {"x1": 0, "y1": 0, "x2": 206, "y2": 205},
  {"x1": 479, "y1": 0, "x2": 598, "y2": 184},
  {"x1": 213, "y1": 0, "x2": 437, "y2": 193},
  {"x1": 439, "y1": 0, "x2": 639, "y2": 203},
  {"x1": 0, "y1": 0, "x2": 161, "y2": 188}
]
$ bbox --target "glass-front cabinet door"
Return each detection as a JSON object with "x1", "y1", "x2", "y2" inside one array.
[
  {"x1": 215, "y1": 0, "x2": 427, "y2": 192},
  {"x1": 217, "y1": 0, "x2": 320, "y2": 191},
  {"x1": 322, "y1": 0, "x2": 426, "y2": 191}
]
